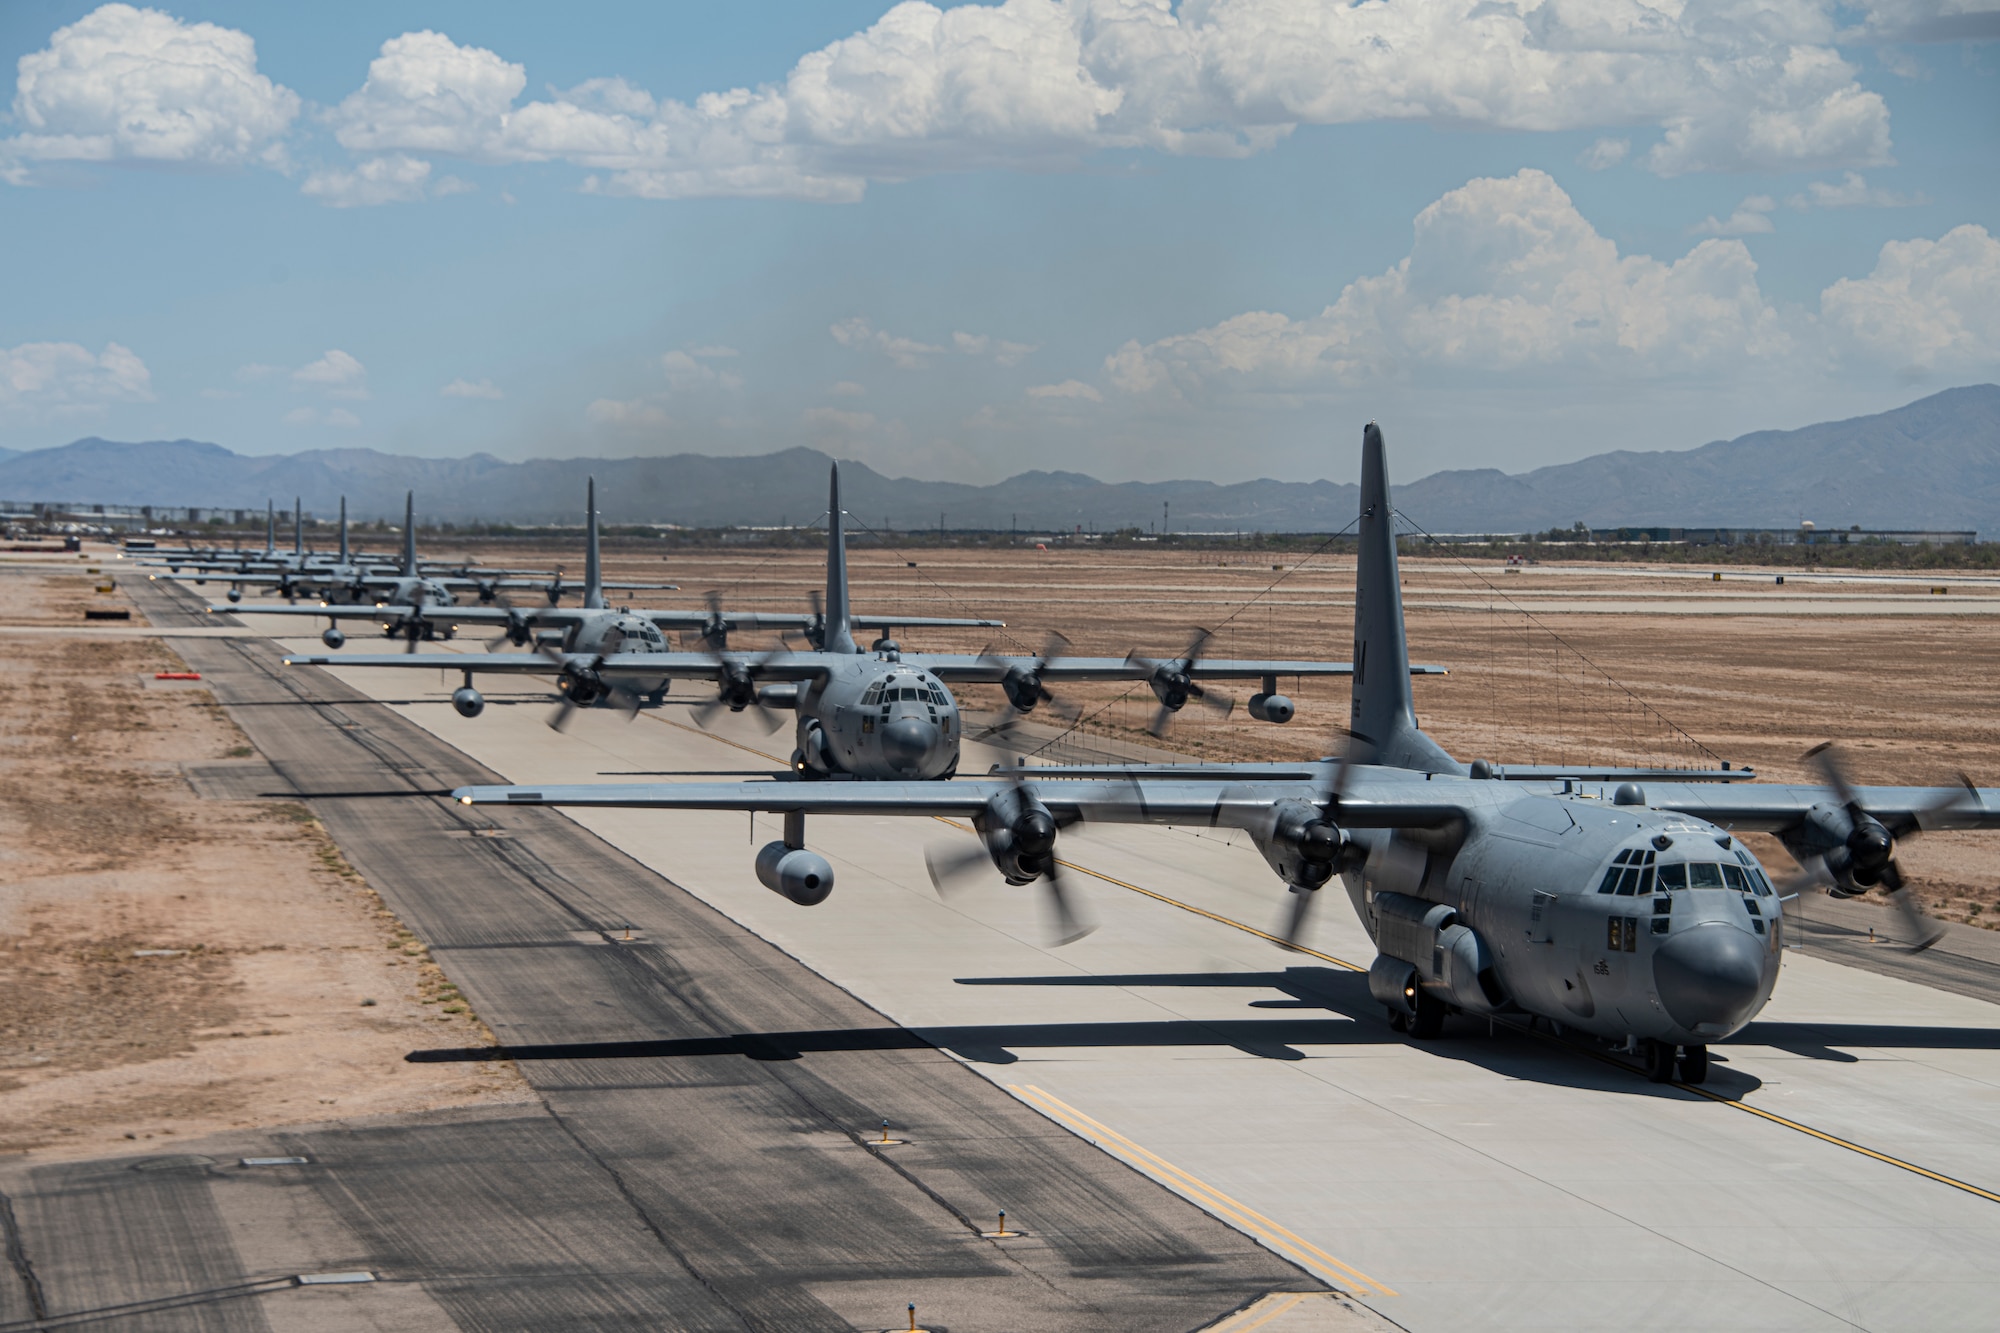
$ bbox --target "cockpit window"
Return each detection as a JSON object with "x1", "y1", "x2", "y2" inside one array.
[
  {"x1": 1719, "y1": 864, "x2": 1748, "y2": 892},
  {"x1": 1686, "y1": 863, "x2": 1725, "y2": 889},
  {"x1": 1656, "y1": 863, "x2": 1688, "y2": 890},
  {"x1": 863, "y1": 682, "x2": 883, "y2": 704}
]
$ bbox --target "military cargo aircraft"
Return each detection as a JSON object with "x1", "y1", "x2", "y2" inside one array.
[
  {"x1": 291, "y1": 462, "x2": 1397, "y2": 771},
  {"x1": 453, "y1": 423, "x2": 2000, "y2": 1084}
]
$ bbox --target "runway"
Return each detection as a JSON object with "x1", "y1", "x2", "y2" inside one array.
[
  {"x1": 229, "y1": 600, "x2": 2000, "y2": 1332},
  {"x1": 0, "y1": 577, "x2": 1346, "y2": 1333}
]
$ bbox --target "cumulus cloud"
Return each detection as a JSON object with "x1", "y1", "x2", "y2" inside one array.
[
  {"x1": 304, "y1": 1, "x2": 1903, "y2": 202},
  {"x1": 1821, "y1": 224, "x2": 2000, "y2": 376},
  {"x1": 804, "y1": 406, "x2": 878, "y2": 433},
  {"x1": 830, "y1": 380, "x2": 866, "y2": 397},
  {"x1": 1788, "y1": 170, "x2": 1928, "y2": 210},
  {"x1": 1577, "y1": 137, "x2": 1629, "y2": 171},
  {"x1": 585, "y1": 397, "x2": 672, "y2": 428},
  {"x1": 1105, "y1": 169, "x2": 1790, "y2": 397},
  {"x1": 292, "y1": 349, "x2": 368, "y2": 398},
  {"x1": 660, "y1": 350, "x2": 743, "y2": 392},
  {"x1": 954, "y1": 331, "x2": 1038, "y2": 365},
  {"x1": 1692, "y1": 195, "x2": 1777, "y2": 237},
  {"x1": 832, "y1": 317, "x2": 945, "y2": 369},
  {"x1": 282, "y1": 405, "x2": 362, "y2": 428},
  {"x1": 441, "y1": 377, "x2": 503, "y2": 399},
  {"x1": 1026, "y1": 378, "x2": 1103, "y2": 402},
  {"x1": 3, "y1": 4, "x2": 297, "y2": 177},
  {"x1": 0, "y1": 340, "x2": 152, "y2": 414},
  {"x1": 300, "y1": 154, "x2": 434, "y2": 207}
]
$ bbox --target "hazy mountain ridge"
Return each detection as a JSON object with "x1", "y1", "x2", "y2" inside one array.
[{"x1": 4, "y1": 385, "x2": 1996, "y2": 534}]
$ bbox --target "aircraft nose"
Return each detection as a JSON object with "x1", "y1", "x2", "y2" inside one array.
[
  {"x1": 1652, "y1": 923, "x2": 1765, "y2": 1035},
  {"x1": 880, "y1": 717, "x2": 934, "y2": 774}
]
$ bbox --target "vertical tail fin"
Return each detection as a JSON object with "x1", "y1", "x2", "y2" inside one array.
[
  {"x1": 338, "y1": 497, "x2": 348, "y2": 564},
  {"x1": 265, "y1": 501, "x2": 275, "y2": 555},
  {"x1": 402, "y1": 492, "x2": 416, "y2": 577},
  {"x1": 583, "y1": 476, "x2": 605, "y2": 610},
  {"x1": 823, "y1": 462, "x2": 856, "y2": 654},
  {"x1": 1352, "y1": 422, "x2": 1460, "y2": 774},
  {"x1": 293, "y1": 498, "x2": 303, "y2": 556}
]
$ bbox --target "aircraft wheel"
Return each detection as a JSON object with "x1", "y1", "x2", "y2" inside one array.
[
  {"x1": 1679, "y1": 1044, "x2": 1709, "y2": 1084},
  {"x1": 1407, "y1": 991, "x2": 1445, "y2": 1040},
  {"x1": 1386, "y1": 1007, "x2": 1408, "y2": 1033},
  {"x1": 1642, "y1": 1039, "x2": 1676, "y2": 1083}
]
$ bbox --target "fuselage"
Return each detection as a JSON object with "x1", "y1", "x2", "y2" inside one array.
[
  {"x1": 794, "y1": 653, "x2": 961, "y2": 780},
  {"x1": 1334, "y1": 780, "x2": 1782, "y2": 1045}
]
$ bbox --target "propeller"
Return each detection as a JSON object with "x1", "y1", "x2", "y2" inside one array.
[
  {"x1": 1127, "y1": 628, "x2": 1235, "y2": 737},
  {"x1": 537, "y1": 641, "x2": 644, "y2": 731},
  {"x1": 688, "y1": 642, "x2": 790, "y2": 735},
  {"x1": 978, "y1": 632, "x2": 1082, "y2": 722},
  {"x1": 485, "y1": 608, "x2": 534, "y2": 651},
  {"x1": 1277, "y1": 730, "x2": 1373, "y2": 952},
  {"x1": 1781, "y1": 742, "x2": 1980, "y2": 953},
  {"x1": 924, "y1": 763, "x2": 1096, "y2": 946}
]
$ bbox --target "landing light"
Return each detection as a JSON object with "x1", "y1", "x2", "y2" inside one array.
[{"x1": 459, "y1": 795, "x2": 473, "y2": 805}]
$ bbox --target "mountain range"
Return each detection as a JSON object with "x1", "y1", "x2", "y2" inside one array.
[{"x1": 3, "y1": 385, "x2": 1996, "y2": 535}]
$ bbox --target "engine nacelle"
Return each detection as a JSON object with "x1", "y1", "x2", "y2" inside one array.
[
  {"x1": 757, "y1": 683, "x2": 801, "y2": 710},
  {"x1": 1368, "y1": 954, "x2": 1421, "y2": 1015},
  {"x1": 794, "y1": 718, "x2": 833, "y2": 775},
  {"x1": 755, "y1": 841, "x2": 834, "y2": 906},
  {"x1": 974, "y1": 786, "x2": 1058, "y2": 884},
  {"x1": 451, "y1": 686, "x2": 485, "y2": 719},
  {"x1": 1000, "y1": 667, "x2": 1044, "y2": 713},
  {"x1": 1433, "y1": 922, "x2": 1506, "y2": 1013},
  {"x1": 321, "y1": 626, "x2": 346, "y2": 649},
  {"x1": 1252, "y1": 798, "x2": 1344, "y2": 889},
  {"x1": 1248, "y1": 692, "x2": 1295, "y2": 724}
]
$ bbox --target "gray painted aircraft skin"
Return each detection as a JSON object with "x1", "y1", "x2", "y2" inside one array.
[
  {"x1": 164, "y1": 495, "x2": 572, "y2": 606},
  {"x1": 455, "y1": 423, "x2": 2000, "y2": 1081},
  {"x1": 290, "y1": 463, "x2": 1390, "y2": 780}
]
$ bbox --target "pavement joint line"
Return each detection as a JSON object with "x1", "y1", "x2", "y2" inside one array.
[
  {"x1": 1031, "y1": 845, "x2": 2000, "y2": 1211},
  {"x1": 1008, "y1": 1084, "x2": 1396, "y2": 1300},
  {"x1": 1208, "y1": 1293, "x2": 1322, "y2": 1333}
]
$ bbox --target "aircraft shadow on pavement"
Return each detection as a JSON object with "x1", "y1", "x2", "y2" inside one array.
[
  {"x1": 1735, "y1": 1021, "x2": 2000, "y2": 1063},
  {"x1": 405, "y1": 965, "x2": 1847, "y2": 1101},
  {"x1": 955, "y1": 967, "x2": 1771, "y2": 1099}
]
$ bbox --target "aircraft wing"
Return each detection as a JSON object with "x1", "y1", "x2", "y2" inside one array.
[
  {"x1": 1011, "y1": 761, "x2": 1752, "y2": 783},
  {"x1": 1638, "y1": 782, "x2": 2000, "y2": 833},
  {"x1": 285, "y1": 649, "x2": 834, "y2": 682},
  {"x1": 450, "y1": 776, "x2": 1468, "y2": 830},
  {"x1": 216, "y1": 603, "x2": 542, "y2": 629},
  {"x1": 915, "y1": 655, "x2": 1444, "y2": 683}
]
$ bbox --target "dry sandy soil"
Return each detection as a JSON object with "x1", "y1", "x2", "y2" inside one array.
[{"x1": 0, "y1": 559, "x2": 529, "y2": 1161}]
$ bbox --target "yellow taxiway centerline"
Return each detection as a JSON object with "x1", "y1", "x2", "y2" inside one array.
[{"x1": 1008, "y1": 1083, "x2": 1398, "y2": 1299}]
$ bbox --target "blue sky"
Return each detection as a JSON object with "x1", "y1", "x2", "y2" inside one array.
[{"x1": 1, "y1": 1, "x2": 1996, "y2": 485}]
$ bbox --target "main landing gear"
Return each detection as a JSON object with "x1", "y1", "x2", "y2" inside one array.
[
  {"x1": 1642, "y1": 1039, "x2": 1709, "y2": 1084},
  {"x1": 1387, "y1": 987, "x2": 1446, "y2": 1040}
]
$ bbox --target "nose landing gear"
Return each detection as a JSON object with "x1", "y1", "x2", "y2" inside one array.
[{"x1": 1642, "y1": 1039, "x2": 1709, "y2": 1083}]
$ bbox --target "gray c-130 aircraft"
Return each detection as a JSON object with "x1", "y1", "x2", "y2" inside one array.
[
  {"x1": 455, "y1": 423, "x2": 2000, "y2": 1084},
  {"x1": 292, "y1": 462, "x2": 1405, "y2": 774}
]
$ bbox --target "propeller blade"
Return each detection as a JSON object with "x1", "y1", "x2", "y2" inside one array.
[
  {"x1": 925, "y1": 842, "x2": 995, "y2": 896},
  {"x1": 1803, "y1": 742, "x2": 1864, "y2": 814},
  {"x1": 1188, "y1": 682, "x2": 1235, "y2": 717},
  {"x1": 547, "y1": 696, "x2": 578, "y2": 732},
  {"x1": 1147, "y1": 701, "x2": 1174, "y2": 739},
  {"x1": 1278, "y1": 887, "x2": 1317, "y2": 952},
  {"x1": 1041, "y1": 859, "x2": 1096, "y2": 946},
  {"x1": 1887, "y1": 885, "x2": 1948, "y2": 953}
]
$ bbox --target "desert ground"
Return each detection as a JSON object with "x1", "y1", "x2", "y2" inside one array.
[
  {"x1": 6, "y1": 534, "x2": 1997, "y2": 1162},
  {"x1": 0, "y1": 554, "x2": 529, "y2": 1160}
]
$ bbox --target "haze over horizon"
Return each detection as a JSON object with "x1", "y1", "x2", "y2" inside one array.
[{"x1": 2, "y1": 2, "x2": 1996, "y2": 487}]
